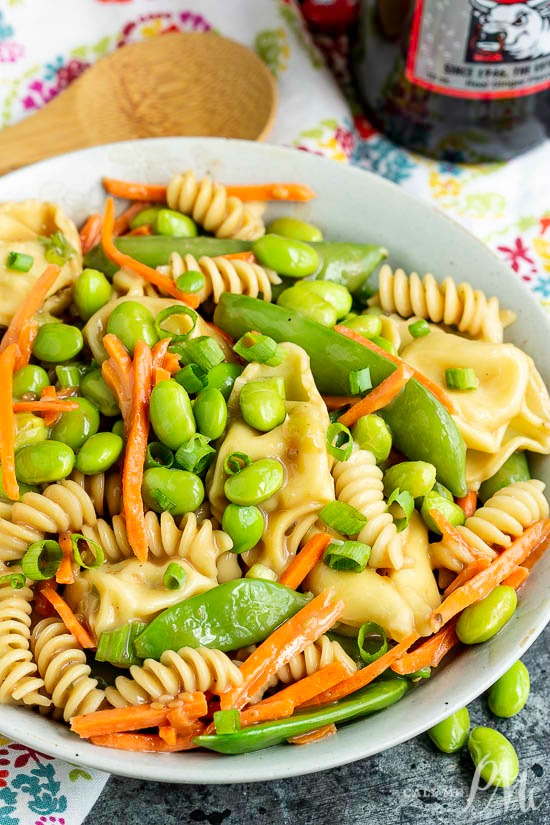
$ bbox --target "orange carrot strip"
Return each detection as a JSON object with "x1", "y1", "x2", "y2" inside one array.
[
  {"x1": 79, "y1": 214, "x2": 102, "y2": 255},
  {"x1": 56, "y1": 531, "x2": 75, "y2": 585},
  {"x1": 224, "y1": 183, "x2": 316, "y2": 202},
  {"x1": 221, "y1": 589, "x2": 344, "y2": 711},
  {"x1": 289, "y1": 724, "x2": 337, "y2": 745},
  {"x1": 40, "y1": 585, "x2": 95, "y2": 649},
  {"x1": 523, "y1": 534, "x2": 550, "y2": 570},
  {"x1": 322, "y1": 396, "x2": 355, "y2": 411},
  {"x1": 278, "y1": 533, "x2": 332, "y2": 590},
  {"x1": 0, "y1": 344, "x2": 19, "y2": 501},
  {"x1": 456, "y1": 490, "x2": 477, "y2": 519},
  {"x1": 90, "y1": 728, "x2": 202, "y2": 752},
  {"x1": 101, "y1": 361, "x2": 131, "y2": 430},
  {"x1": 151, "y1": 338, "x2": 171, "y2": 369},
  {"x1": 14, "y1": 320, "x2": 38, "y2": 370},
  {"x1": 221, "y1": 251, "x2": 256, "y2": 263},
  {"x1": 263, "y1": 661, "x2": 352, "y2": 708},
  {"x1": 338, "y1": 364, "x2": 414, "y2": 427},
  {"x1": 101, "y1": 198, "x2": 198, "y2": 307},
  {"x1": 113, "y1": 202, "x2": 151, "y2": 236},
  {"x1": 335, "y1": 325, "x2": 456, "y2": 414},
  {"x1": 103, "y1": 333, "x2": 133, "y2": 374},
  {"x1": 239, "y1": 697, "x2": 295, "y2": 728},
  {"x1": 158, "y1": 725, "x2": 178, "y2": 746},
  {"x1": 127, "y1": 224, "x2": 153, "y2": 236},
  {"x1": 443, "y1": 558, "x2": 492, "y2": 596},
  {"x1": 153, "y1": 367, "x2": 170, "y2": 385},
  {"x1": 163, "y1": 351, "x2": 181, "y2": 374},
  {"x1": 123, "y1": 340, "x2": 152, "y2": 561},
  {"x1": 13, "y1": 400, "x2": 79, "y2": 414},
  {"x1": 502, "y1": 566, "x2": 530, "y2": 589},
  {"x1": 72, "y1": 704, "x2": 169, "y2": 738},
  {"x1": 0, "y1": 264, "x2": 60, "y2": 354},
  {"x1": 429, "y1": 509, "x2": 488, "y2": 561},
  {"x1": 391, "y1": 621, "x2": 459, "y2": 675},
  {"x1": 102, "y1": 178, "x2": 167, "y2": 202},
  {"x1": 430, "y1": 519, "x2": 550, "y2": 633}
]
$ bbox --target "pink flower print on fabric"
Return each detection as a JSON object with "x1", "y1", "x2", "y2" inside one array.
[
  {"x1": 0, "y1": 9, "x2": 24, "y2": 63},
  {"x1": 21, "y1": 58, "x2": 89, "y2": 111},
  {"x1": 497, "y1": 237, "x2": 538, "y2": 278},
  {"x1": 35, "y1": 818, "x2": 66, "y2": 825},
  {"x1": 118, "y1": 11, "x2": 212, "y2": 47}
]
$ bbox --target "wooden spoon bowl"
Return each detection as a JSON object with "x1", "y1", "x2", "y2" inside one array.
[{"x1": 0, "y1": 32, "x2": 277, "y2": 175}]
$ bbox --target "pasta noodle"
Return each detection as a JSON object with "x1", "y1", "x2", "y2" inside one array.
[
  {"x1": 111, "y1": 268, "x2": 157, "y2": 298},
  {"x1": 70, "y1": 469, "x2": 122, "y2": 518}
]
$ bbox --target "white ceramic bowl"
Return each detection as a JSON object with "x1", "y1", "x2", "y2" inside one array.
[{"x1": 0, "y1": 138, "x2": 548, "y2": 783}]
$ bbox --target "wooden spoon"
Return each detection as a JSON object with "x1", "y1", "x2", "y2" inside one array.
[{"x1": 0, "y1": 32, "x2": 277, "y2": 176}]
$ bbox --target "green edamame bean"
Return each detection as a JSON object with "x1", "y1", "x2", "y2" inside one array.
[
  {"x1": 343, "y1": 314, "x2": 383, "y2": 339},
  {"x1": 222, "y1": 503, "x2": 264, "y2": 554},
  {"x1": 32, "y1": 323, "x2": 83, "y2": 363},
  {"x1": 50, "y1": 397, "x2": 100, "y2": 452},
  {"x1": 75, "y1": 432, "x2": 123, "y2": 475},
  {"x1": 73, "y1": 268, "x2": 113, "y2": 322},
  {"x1": 112, "y1": 419, "x2": 125, "y2": 438},
  {"x1": 457, "y1": 586, "x2": 517, "y2": 645},
  {"x1": 205, "y1": 362, "x2": 243, "y2": 400},
  {"x1": 12, "y1": 365, "x2": 50, "y2": 398},
  {"x1": 15, "y1": 441, "x2": 75, "y2": 484},
  {"x1": 14, "y1": 414, "x2": 48, "y2": 452},
  {"x1": 421, "y1": 491, "x2": 465, "y2": 534},
  {"x1": 383, "y1": 461, "x2": 436, "y2": 499},
  {"x1": 224, "y1": 458, "x2": 284, "y2": 505},
  {"x1": 239, "y1": 381, "x2": 286, "y2": 432},
  {"x1": 295, "y1": 281, "x2": 352, "y2": 320},
  {"x1": 267, "y1": 217, "x2": 323, "y2": 242},
  {"x1": 142, "y1": 466, "x2": 204, "y2": 515},
  {"x1": 428, "y1": 707, "x2": 470, "y2": 753},
  {"x1": 468, "y1": 727, "x2": 519, "y2": 788},
  {"x1": 149, "y1": 379, "x2": 195, "y2": 450},
  {"x1": 432, "y1": 481, "x2": 453, "y2": 501},
  {"x1": 130, "y1": 206, "x2": 162, "y2": 230},
  {"x1": 80, "y1": 369, "x2": 120, "y2": 417},
  {"x1": 106, "y1": 301, "x2": 159, "y2": 355},
  {"x1": 176, "y1": 270, "x2": 205, "y2": 295},
  {"x1": 352, "y1": 414, "x2": 392, "y2": 463},
  {"x1": 154, "y1": 208, "x2": 198, "y2": 238},
  {"x1": 488, "y1": 661, "x2": 530, "y2": 718},
  {"x1": 277, "y1": 287, "x2": 337, "y2": 327},
  {"x1": 253, "y1": 234, "x2": 319, "y2": 278},
  {"x1": 194, "y1": 388, "x2": 227, "y2": 440}
]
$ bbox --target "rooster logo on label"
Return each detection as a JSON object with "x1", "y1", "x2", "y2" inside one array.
[{"x1": 467, "y1": 0, "x2": 550, "y2": 61}]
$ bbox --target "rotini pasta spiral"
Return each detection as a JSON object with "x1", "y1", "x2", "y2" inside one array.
[
  {"x1": 111, "y1": 268, "x2": 157, "y2": 298},
  {"x1": 105, "y1": 647, "x2": 243, "y2": 708},
  {"x1": 332, "y1": 449, "x2": 404, "y2": 569},
  {"x1": 31, "y1": 618, "x2": 105, "y2": 721},
  {"x1": 157, "y1": 251, "x2": 281, "y2": 304},
  {"x1": 371, "y1": 264, "x2": 516, "y2": 343},
  {"x1": 70, "y1": 469, "x2": 122, "y2": 518},
  {"x1": 166, "y1": 170, "x2": 265, "y2": 240}
]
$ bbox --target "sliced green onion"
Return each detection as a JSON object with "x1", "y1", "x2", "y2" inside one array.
[
  {"x1": 163, "y1": 562, "x2": 187, "y2": 590},
  {"x1": 171, "y1": 336, "x2": 225, "y2": 372},
  {"x1": 233, "y1": 331, "x2": 286, "y2": 367},
  {"x1": 319, "y1": 501, "x2": 367, "y2": 536},
  {"x1": 70, "y1": 533, "x2": 104, "y2": 569},
  {"x1": 0, "y1": 572, "x2": 26, "y2": 589},
  {"x1": 96, "y1": 620, "x2": 148, "y2": 667},
  {"x1": 175, "y1": 434, "x2": 216, "y2": 475},
  {"x1": 174, "y1": 363, "x2": 207, "y2": 394},
  {"x1": 214, "y1": 708, "x2": 241, "y2": 735},
  {"x1": 21, "y1": 540, "x2": 62, "y2": 580},
  {"x1": 7, "y1": 252, "x2": 33, "y2": 273},
  {"x1": 408, "y1": 319, "x2": 430, "y2": 338},
  {"x1": 55, "y1": 364, "x2": 82, "y2": 387},
  {"x1": 150, "y1": 488, "x2": 176, "y2": 511},
  {"x1": 387, "y1": 487, "x2": 415, "y2": 532},
  {"x1": 406, "y1": 666, "x2": 431, "y2": 682},
  {"x1": 370, "y1": 336, "x2": 397, "y2": 356},
  {"x1": 329, "y1": 408, "x2": 347, "y2": 423},
  {"x1": 358, "y1": 621, "x2": 388, "y2": 665},
  {"x1": 326, "y1": 422, "x2": 353, "y2": 462},
  {"x1": 323, "y1": 539, "x2": 371, "y2": 573},
  {"x1": 145, "y1": 441, "x2": 174, "y2": 470},
  {"x1": 223, "y1": 452, "x2": 251, "y2": 476},
  {"x1": 40, "y1": 231, "x2": 75, "y2": 265},
  {"x1": 445, "y1": 367, "x2": 479, "y2": 392},
  {"x1": 349, "y1": 367, "x2": 372, "y2": 395},
  {"x1": 176, "y1": 271, "x2": 206, "y2": 294},
  {"x1": 155, "y1": 305, "x2": 197, "y2": 344}
]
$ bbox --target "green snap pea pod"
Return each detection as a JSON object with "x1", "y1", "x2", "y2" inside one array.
[
  {"x1": 195, "y1": 679, "x2": 408, "y2": 754},
  {"x1": 15, "y1": 441, "x2": 75, "y2": 484},
  {"x1": 32, "y1": 323, "x2": 84, "y2": 363},
  {"x1": 253, "y1": 234, "x2": 319, "y2": 278},
  {"x1": 267, "y1": 217, "x2": 323, "y2": 242},
  {"x1": 222, "y1": 503, "x2": 264, "y2": 554},
  {"x1": 134, "y1": 578, "x2": 312, "y2": 659},
  {"x1": 277, "y1": 287, "x2": 337, "y2": 327},
  {"x1": 106, "y1": 301, "x2": 158, "y2": 355},
  {"x1": 214, "y1": 294, "x2": 467, "y2": 496},
  {"x1": 478, "y1": 452, "x2": 530, "y2": 504},
  {"x1": 193, "y1": 388, "x2": 227, "y2": 440},
  {"x1": 224, "y1": 458, "x2": 284, "y2": 505},
  {"x1": 141, "y1": 466, "x2": 204, "y2": 515},
  {"x1": 313, "y1": 241, "x2": 387, "y2": 295},
  {"x1": 383, "y1": 461, "x2": 436, "y2": 499},
  {"x1": 79, "y1": 369, "x2": 120, "y2": 417},
  {"x1": 421, "y1": 492, "x2": 465, "y2": 534},
  {"x1": 149, "y1": 379, "x2": 195, "y2": 450},
  {"x1": 468, "y1": 727, "x2": 519, "y2": 788},
  {"x1": 73, "y1": 268, "x2": 113, "y2": 322},
  {"x1": 75, "y1": 432, "x2": 124, "y2": 475},
  {"x1": 239, "y1": 382, "x2": 286, "y2": 432},
  {"x1": 488, "y1": 661, "x2": 530, "y2": 718},
  {"x1": 205, "y1": 362, "x2": 243, "y2": 400},
  {"x1": 351, "y1": 414, "x2": 392, "y2": 463},
  {"x1": 456, "y1": 586, "x2": 517, "y2": 644},
  {"x1": 12, "y1": 365, "x2": 50, "y2": 398},
  {"x1": 428, "y1": 707, "x2": 470, "y2": 753},
  {"x1": 50, "y1": 397, "x2": 100, "y2": 452},
  {"x1": 14, "y1": 414, "x2": 48, "y2": 452}
]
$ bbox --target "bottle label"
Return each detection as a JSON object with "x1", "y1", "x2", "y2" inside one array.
[{"x1": 406, "y1": 0, "x2": 550, "y2": 98}]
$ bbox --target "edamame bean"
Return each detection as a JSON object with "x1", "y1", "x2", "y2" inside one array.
[
  {"x1": 112, "y1": 419, "x2": 124, "y2": 438},
  {"x1": 50, "y1": 397, "x2": 100, "y2": 452},
  {"x1": 12, "y1": 365, "x2": 50, "y2": 398},
  {"x1": 176, "y1": 270, "x2": 206, "y2": 295},
  {"x1": 468, "y1": 727, "x2": 519, "y2": 788},
  {"x1": 154, "y1": 209, "x2": 198, "y2": 238},
  {"x1": 14, "y1": 414, "x2": 48, "y2": 452},
  {"x1": 222, "y1": 503, "x2": 264, "y2": 554},
  {"x1": 32, "y1": 323, "x2": 83, "y2": 363},
  {"x1": 341, "y1": 314, "x2": 382, "y2": 339},
  {"x1": 428, "y1": 707, "x2": 470, "y2": 753},
  {"x1": 205, "y1": 362, "x2": 243, "y2": 400},
  {"x1": 130, "y1": 206, "x2": 162, "y2": 230},
  {"x1": 456, "y1": 586, "x2": 517, "y2": 645},
  {"x1": 277, "y1": 287, "x2": 337, "y2": 327},
  {"x1": 75, "y1": 432, "x2": 123, "y2": 475},
  {"x1": 149, "y1": 379, "x2": 195, "y2": 450},
  {"x1": 267, "y1": 217, "x2": 323, "y2": 242},
  {"x1": 194, "y1": 388, "x2": 227, "y2": 440},
  {"x1": 80, "y1": 369, "x2": 120, "y2": 417},
  {"x1": 224, "y1": 458, "x2": 284, "y2": 505},
  {"x1": 142, "y1": 466, "x2": 204, "y2": 515},
  {"x1": 488, "y1": 661, "x2": 530, "y2": 718},
  {"x1": 239, "y1": 380, "x2": 286, "y2": 432},
  {"x1": 73, "y1": 268, "x2": 113, "y2": 322},
  {"x1": 383, "y1": 461, "x2": 436, "y2": 499},
  {"x1": 15, "y1": 441, "x2": 75, "y2": 484},
  {"x1": 252, "y1": 234, "x2": 319, "y2": 278},
  {"x1": 106, "y1": 301, "x2": 158, "y2": 354},
  {"x1": 421, "y1": 491, "x2": 465, "y2": 534},
  {"x1": 351, "y1": 414, "x2": 392, "y2": 462},
  {"x1": 294, "y1": 281, "x2": 352, "y2": 320}
]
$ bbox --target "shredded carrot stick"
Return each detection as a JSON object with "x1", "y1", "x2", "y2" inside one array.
[
  {"x1": 430, "y1": 519, "x2": 550, "y2": 632},
  {"x1": 79, "y1": 214, "x2": 102, "y2": 254},
  {"x1": 153, "y1": 367, "x2": 170, "y2": 385},
  {"x1": 444, "y1": 558, "x2": 492, "y2": 596},
  {"x1": 263, "y1": 661, "x2": 353, "y2": 708},
  {"x1": 221, "y1": 589, "x2": 344, "y2": 711},
  {"x1": 13, "y1": 400, "x2": 80, "y2": 414},
  {"x1": 102, "y1": 178, "x2": 167, "y2": 202},
  {"x1": 14, "y1": 320, "x2": 38, "y2": 370},
  {"x1": 158, "y1": 725, "x2": 178, "y2": 747},
  {"x1": 101, "y1": 198, "x2": 198, "y2": 307},
  {"x1": 90, "y1": 728, "x2": 202, "y2": 752},
  {"x1": 391, "y1": 621, "x2": 459, "y2": 675},
  {"x1": 278, "y1": 533, "x2": 332, "y2": 590},
  {"x1": 167, "y1": 702, "x2": 207, "y2": 733},
  {"x1": 39, "y1": 385, "x2": 64, "y2": 427},
  {"x1": 502, "y1": 566, "x2": 530, "y2": 589},
  {"x1": 113, "y1": 201, "x2": 151, "y2": 236},
  {"x1": 523, "y1": 533, "x2": 550, "y2": 570},
  {"x1": 239, "y1": 697, "x2": 295, "y2": 728},
  {"x1": 127, "y1": 224, "x2": 153, "y2": 236},
  {"x1": 225, "y1": 183, "x2": 316, "y2": 202},
  {"x1": 56, "y1": 531, "x2": 75, "y2": 585},
  {"x1": 456, "y1": 490, "x2": 477, "y2": 519},
  {"x1": 334, "y1": 325, "x2": 456, "y2": 414},
  {"x1": 429, "y1": 509, "x2": 488, "y2": 561},
  {"x1": 151, "y1": 338, "x2": 171, "y2": 369},
  {"x1": 220, "y1": 251, "x2": 256, "y2": 263},
  {"x1": 72, "y1": 704, "x2": 169, "y2": 738},
  {"x1": 103, "y1": 333, "x2": 133, "y2": 374},
  {"x1": 322, "y1": 396, "x2": 355, "y2": 411},
  {"x1": 40, "y1": 585, "x2": 95, "y2": 648},
  {"x1": 338, "y1": 364, "x2": 414, "y2": 427},
  {"x1": 163, "y1": 351, "x2": 181, "y2": 374},
  {"x1": 0, "y1": 264, "x2": 60, "y2": 354},
  {"x1": 0, "y1": 344, "x2": 19, "y2": 501},
  {"x1": 101, "y1": 333, "x2": 133, "y2": 427},
  {"x1": 289, "y1": 724, "x2": 337, "y2": 745}
]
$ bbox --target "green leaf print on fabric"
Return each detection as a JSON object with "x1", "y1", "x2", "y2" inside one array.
[
  {"x1": 277, "y1": 0, "x2": 323, "y2": 68},
  {"x1": 255, "y1": 27, "x2": 289, "y2": 75}
]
